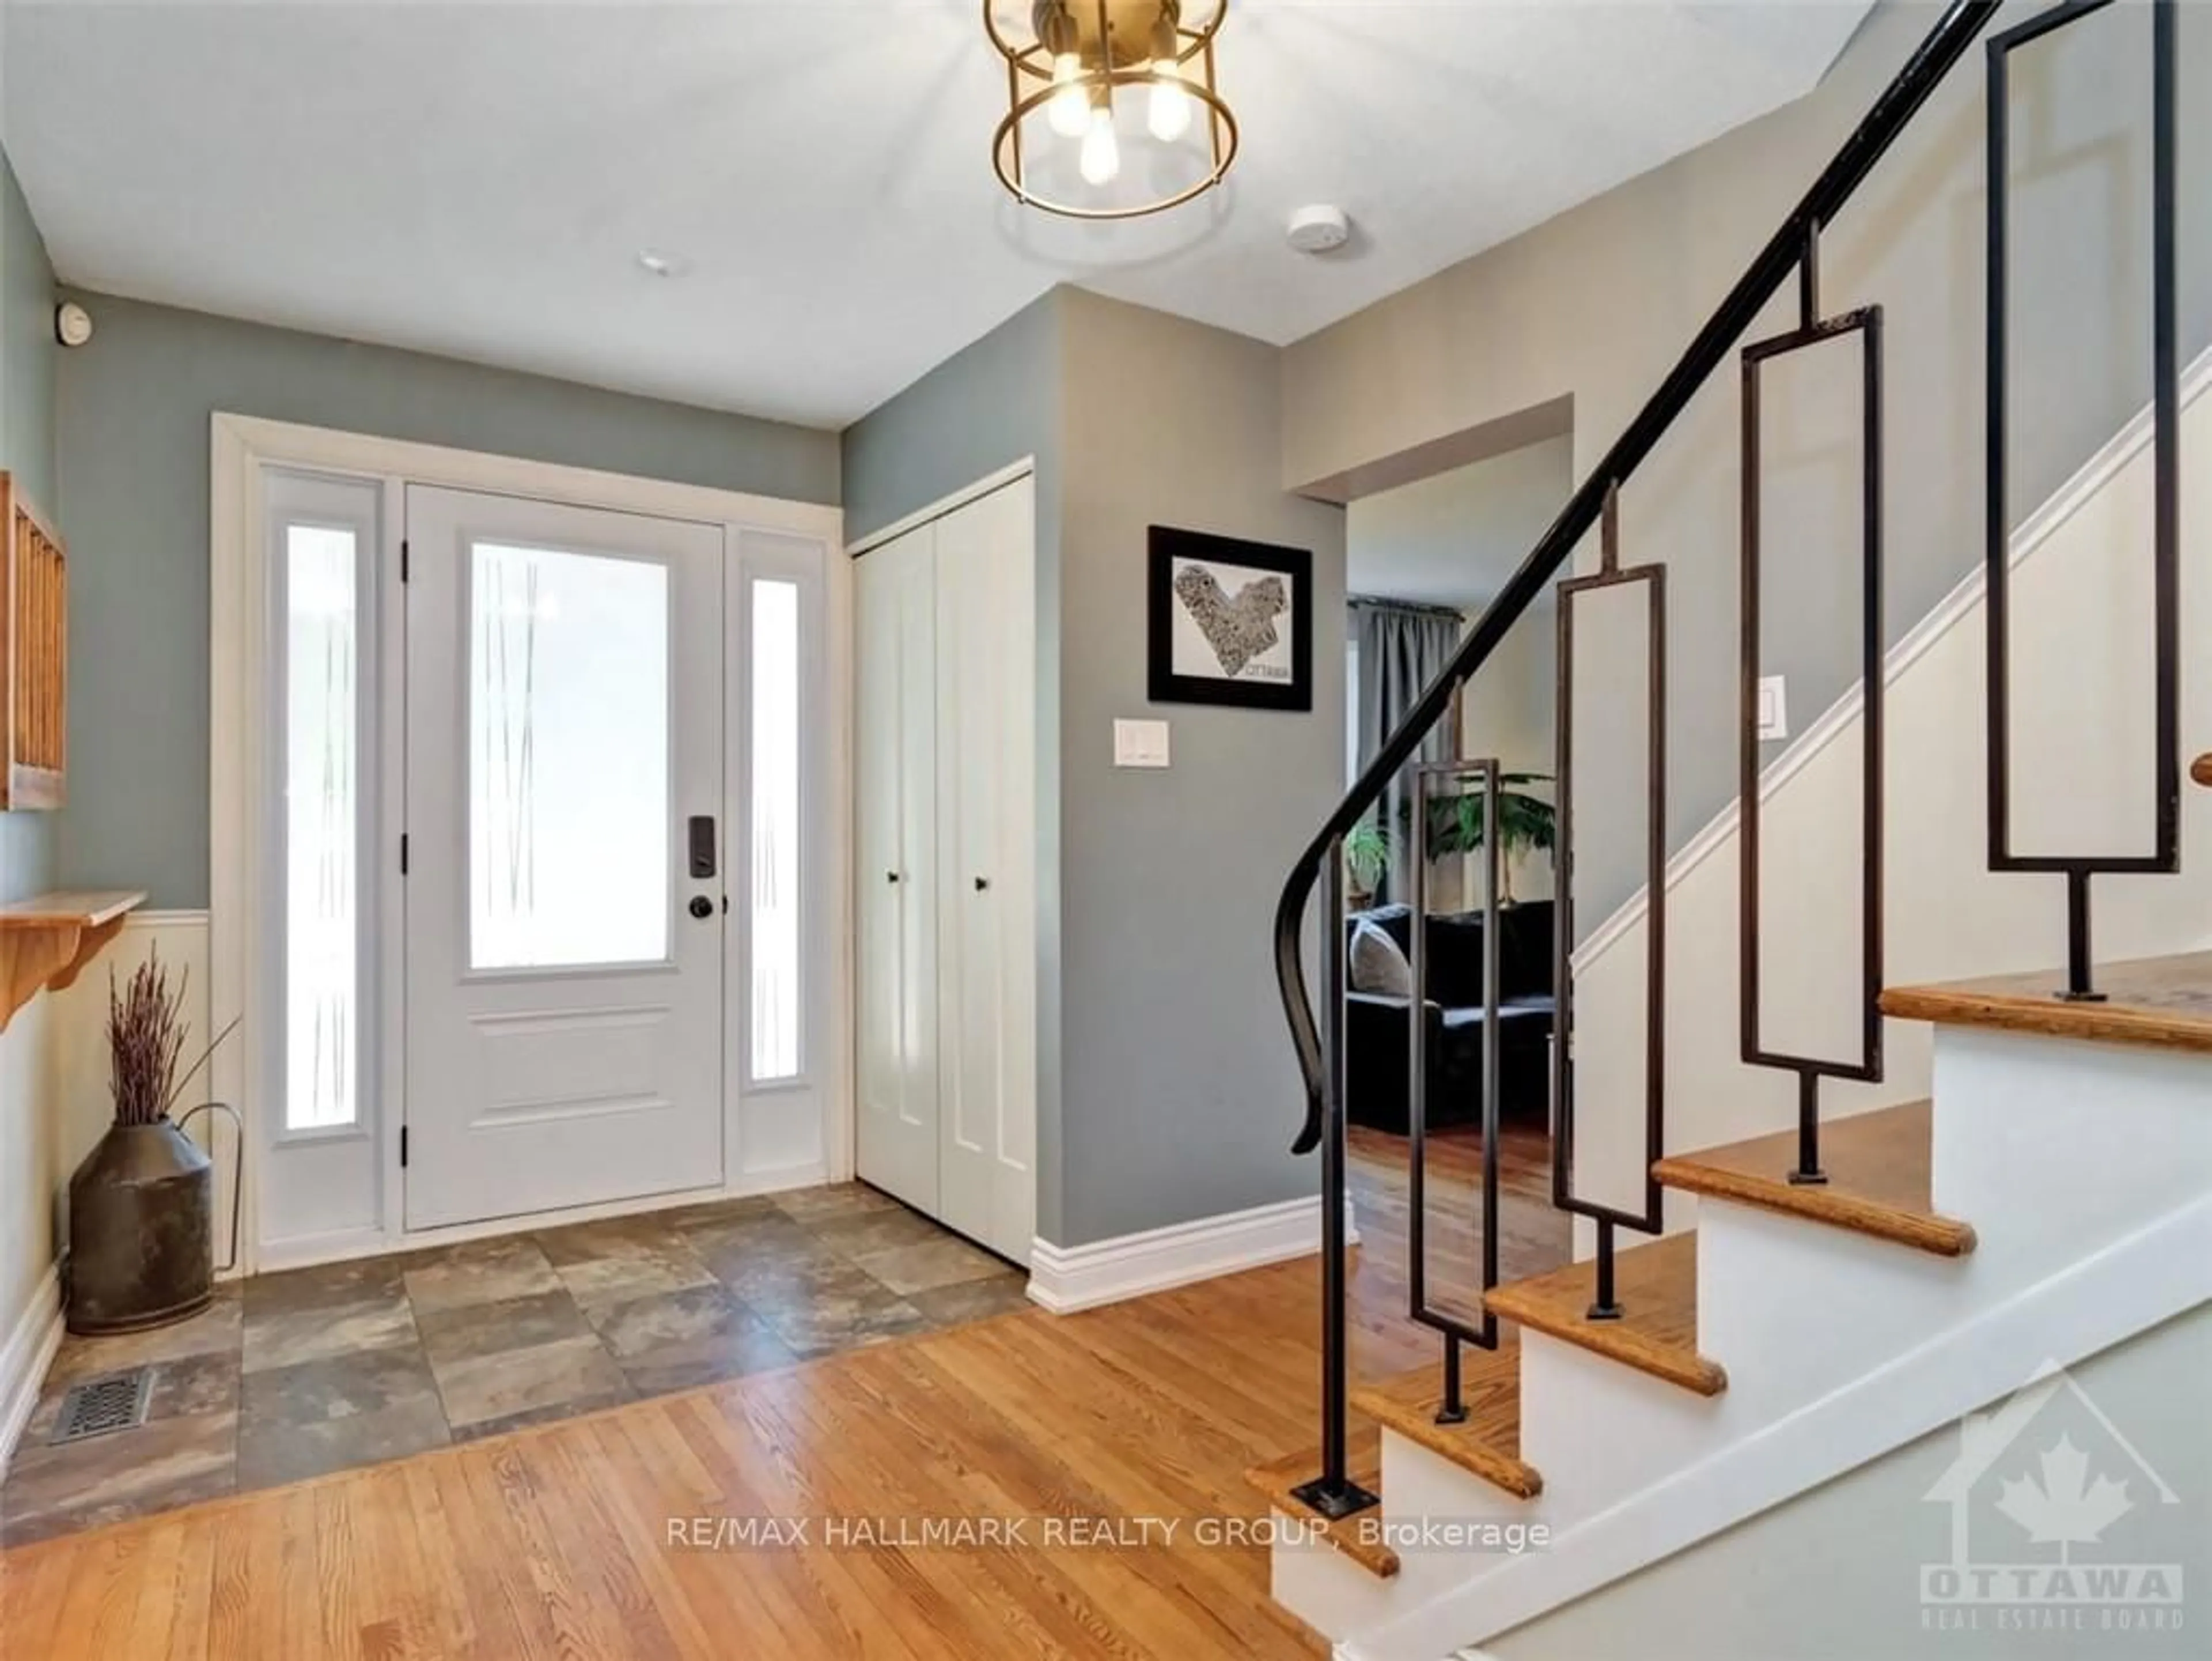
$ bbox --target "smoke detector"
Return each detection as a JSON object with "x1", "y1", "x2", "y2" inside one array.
[{"x1": 1286, "y1": 204, "x2": 1351, "y2": 255}]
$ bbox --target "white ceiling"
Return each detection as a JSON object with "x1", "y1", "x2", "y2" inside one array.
[{"x1": 3, "y1": 2, "x2": 1873, "y2": 429}]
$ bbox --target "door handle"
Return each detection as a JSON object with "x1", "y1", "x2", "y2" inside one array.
[
  {"x1": 688, "y1": 816, "x2": 718, "y2": 880},
  {"x1": 887, "y1": 871, "x2": 902, "y2": 884},
  {"x1": 688, "y1": 895, "x2": 715, "y2": 921},
  {"x1": 974, "y1": 876, "x2": 990, "y2": 892}
]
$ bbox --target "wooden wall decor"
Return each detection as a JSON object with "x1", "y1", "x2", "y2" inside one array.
[{"x1": 1, "y1": 471, "x2": 66, "y2": 809}]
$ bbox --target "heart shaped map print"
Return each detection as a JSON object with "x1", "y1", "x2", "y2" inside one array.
[{"x1": 1173, "y1": 564, "x2": 1289, "y2": 678}]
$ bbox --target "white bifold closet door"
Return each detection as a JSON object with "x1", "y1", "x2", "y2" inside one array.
[
  {"x1": 855, "y1": 477, "x2": 1035, "y2": 1265},
  {"x1": 855, "y1": 518, "x2": 941, "y2": 1214}
]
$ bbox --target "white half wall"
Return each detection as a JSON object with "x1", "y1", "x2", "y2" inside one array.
[{"x1": 1565, "y1": 349, "x2": 2212, "y2": 1221}]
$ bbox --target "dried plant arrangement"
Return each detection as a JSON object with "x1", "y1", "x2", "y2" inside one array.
[{"x1": 104, "y1": 951, "x2": 238, "y2": 1127}]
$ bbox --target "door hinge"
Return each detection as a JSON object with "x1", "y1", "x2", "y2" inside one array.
[
  {"x1": 400, "y1": 833, "x2": 410, "y2": 875},
  {"x1": 400, "y1": 538, "x2": 410, "y2": 582},
  {"x1": 399, "y1": 1126, "x2": 409, "y2": 1168}
]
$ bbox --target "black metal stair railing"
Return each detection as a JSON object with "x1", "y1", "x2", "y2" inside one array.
[
  {"x1": 1277, "y1": 1, "x2": 2008, "y2": 1524},
  {"x1": 1550, "y1": 486, "x2": 1668, "y2": 1321},
  {"x1": 1737, "y1": 243, "x2": 1887, "y2": 1187},
  {"x1": 1281, "y1": 0, "x2": 2182, "y2": 1525},
  {"x1": 1404, "y1": 760, "x2": 1504, "y2": 1415},
  {"x1": 1984, "y1": 0, "x2": 2180, "y2": 1001}
]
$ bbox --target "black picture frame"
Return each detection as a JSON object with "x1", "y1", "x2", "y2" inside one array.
[{"x1": 1146, "y1": 526, "x2": 1313, "y2": 712}]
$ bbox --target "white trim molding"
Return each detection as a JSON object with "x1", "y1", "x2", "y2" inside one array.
[
  {"x1": 1028, "y1": 1195, "x2": 1359, "y2": 1315},
  {"x1": 0, "y1": 1266, "x2": 64, "y2": 1478}
]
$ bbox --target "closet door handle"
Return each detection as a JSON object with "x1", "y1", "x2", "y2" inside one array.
[
  {"x1": 973, "y1": 876, "x2": 990, "y2": 892},
  {"x1": 886, "y1": 871, "x2": 902, "y2": 884}
]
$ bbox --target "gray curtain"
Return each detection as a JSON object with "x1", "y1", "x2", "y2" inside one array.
[{"x1": 1351, "y1": 599, "x2": 1463, "y2": 905}]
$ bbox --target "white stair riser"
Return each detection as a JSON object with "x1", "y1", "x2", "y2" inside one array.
[
  {"x1": 1269, "y1": 1437, "x2": 1551, "y2": 1639},
  {"x1": 1931, "y1": 1026, "x2": 2212, "y2": 1263},
  {"x1": 1274, "y1": 1023, "x2": 2212, "y2": 1648}
]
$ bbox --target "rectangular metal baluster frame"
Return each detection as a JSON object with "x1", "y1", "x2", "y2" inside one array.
[
  {"x1": 1551, "y1": 542, "x2": 1667, "y2": 1234},
  {"x1": 1985, "y1": 0, "x2": 2179, "y2": 879},
  {"x1": 1738, "y1": 305, "x2": 1887, "y2": 1081},
  {"x1": 1407, "y1": 758, "x2": 1502, "y2": 1352},
  {"x1": 1292, "y1": 835, "x2": 1377, "y2": 1520}
]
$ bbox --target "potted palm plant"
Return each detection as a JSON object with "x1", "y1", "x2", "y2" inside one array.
[
  {"x1": 1343, "y1": 816, "x2": 1394, "y2": 910},
  {"x1": 1416, "y1": 771, "x2": 1558, "y2": 906}
]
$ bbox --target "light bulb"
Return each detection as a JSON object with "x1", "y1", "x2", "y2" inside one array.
[
  {"x1": 1080, "y1": 103, "x2": 1120, "y2": 185},
  {"x1": 1148, "y1": 70, "x2": 1191, "y2": 142},
  {"x1": 1048, "y1": 53, "x2": 1089, "y2": 137}
]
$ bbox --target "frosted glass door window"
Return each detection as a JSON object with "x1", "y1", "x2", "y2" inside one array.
[
  {"x1": 469, "y1": 542, "x2": 671, "y2": 970},
  {"x1": 286, "y1": 523, "x2": 361, "y2": 1130},
  {"x1": 749, "y1": 579, "x2": 802, "y2": 1081}
]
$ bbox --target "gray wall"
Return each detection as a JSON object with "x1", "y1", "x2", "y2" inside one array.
[
  {"x1": 53, "y1": 290, "x2": 843, "y2": 909},
  {"x1": 0, "y1": 127, "x2": 63, "y2": 1415},
  {"x1": 1490, "y1": 1301, "x2": 2212, "y2": 1661},
  {"x1": 0, "y1": 145, "x2": 56, "y2": 905},
  {"x1": 1056, "y1": 289, "x2": 1345, "y2": 1244},
  {"x1": 840, "y1": 289, "x2": 1071, "y2": 1241},
  {"x1": 841, "y1": 286, "x2": 1347, "y2": 1246},
  {"x1": 1285, "y1": 0, "x2": 2211, "y2": 915}
]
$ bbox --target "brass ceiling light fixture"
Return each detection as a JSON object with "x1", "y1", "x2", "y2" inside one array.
[{"x1": 985, "y1": 1, "x2": 1237, "y2": 220}]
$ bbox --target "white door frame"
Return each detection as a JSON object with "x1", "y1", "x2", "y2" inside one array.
[{"x1": 210, "y1": 413, "x2": 850, "y2": 1274}]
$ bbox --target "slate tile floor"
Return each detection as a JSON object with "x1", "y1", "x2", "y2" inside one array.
[{"x1": 1, "y1": 1183, "x2": 1027, "y2": 1546}]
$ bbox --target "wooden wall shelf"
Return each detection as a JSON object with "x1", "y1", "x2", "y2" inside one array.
[{"x1": 0, "y1": 890, "x2": 145, "y2": 1032}]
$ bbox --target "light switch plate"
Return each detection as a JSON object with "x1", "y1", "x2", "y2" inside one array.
[
  {"x1": 1756, "y1": 675, "x2": 1789, "y2": 741},
  {"x1": 1113, "y1": 718, "x2": 1171, "y2": 769}
]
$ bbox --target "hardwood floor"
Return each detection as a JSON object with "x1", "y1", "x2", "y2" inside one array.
[
  {"x1": 1347, "y1": 1119, "x2": 1570, "y2": 1356},
  {"x1": 0, "y1": 1132, "x2": 1566, "y2": 1660}
]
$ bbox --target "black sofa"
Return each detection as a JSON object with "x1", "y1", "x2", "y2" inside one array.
[{"x1": 1342, "y1": 902, "x2": 1555, "y2": 1135}]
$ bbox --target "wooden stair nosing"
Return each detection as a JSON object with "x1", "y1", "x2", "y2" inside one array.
[
  {"x1": 1483, "y1": 1231, "x2": 1727, "y2": 1397},
  {"x1": 1881, "y1": 952, "x2": 2212, "y2": 1056},
  {"x1": 1350, "y1": 1349, "x2": 1541, "y2": 1500},
  {"x1": 1244, "y1": 1443, "x2": 1399, "y2": 1580},
  {"x1": 1652, "y1": 1099, "x2": 1976, "y2": 1258}
]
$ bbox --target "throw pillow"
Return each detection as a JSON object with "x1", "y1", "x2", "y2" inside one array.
[{"x1": 1349, "y1": 920, "x2": 1414, "y2": 998}]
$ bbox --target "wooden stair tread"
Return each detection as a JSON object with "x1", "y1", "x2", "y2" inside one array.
[
  {"x1": 1483, "y1": 1231, "x2": 1725, "y2": 1396},
  {"x1": 1245, "y1": 1434, "x2": 1399, "y2": 1579},
  {"x1": 1653, "y1": 1100, "x2": 1975, "y2": 1257},
  {"x1": 1350, "y1": 1342, "x2": 1541, "y2": 1499},
  {"x1": 1881, "y1": 952, "x2": 2212, "y2": 1055}
]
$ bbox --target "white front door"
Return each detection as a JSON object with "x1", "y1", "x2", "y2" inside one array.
[{"x1": 403, "y1": 486, "x2": 725, "y2": 1230}]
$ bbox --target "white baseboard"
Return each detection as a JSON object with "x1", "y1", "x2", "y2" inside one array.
[
  {"x1": 1027, "y1": 1195, "x2": 1359, "y2": 1315},
  {"x1": 0, "y1": 1266, "x2": 65, "y2": 1479}
]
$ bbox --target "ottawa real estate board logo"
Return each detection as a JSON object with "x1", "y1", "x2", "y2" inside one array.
[{"x1": 1919, "y1": 1360, "x2": 2187, "y2": 1639}]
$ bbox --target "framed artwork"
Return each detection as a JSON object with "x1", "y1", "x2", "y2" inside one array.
[{"x1": 1147, "y1": 525, "x2": 1312, "y2": 712}]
